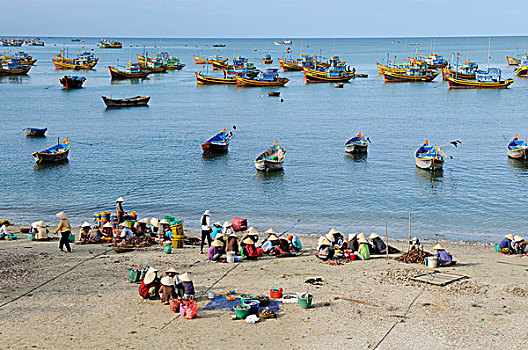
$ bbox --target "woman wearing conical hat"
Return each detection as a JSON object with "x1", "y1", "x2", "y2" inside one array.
[
  {"x1": 357, "y1": 234, "x2": 370, "y2": 260},
  {"x1": 241, "y1": 226, "x2": 259, "y2": 247},
  {"x1": 115, "y1": 197, "x2": 126, "y2": 224},
  {"x1": 200, "y1": 210, "x2": 212, "y2": 254},
  {"x1": 369, "y1": 233, "x2": 387, "y2": 255},
  {"x1": 226, "y1": 232, "x2": 239, "y2": 254},
  {"x1": 262, "y1": 233, "x2": 279, "y2": 254},
  {"x1": 315, "y1": 238, "x2": 334, "y2": 261},
  {"x1": 139, "y1": 267, "x2": 161, "y2": 300},
  {"x1": 241, "y1": 237, "x2": 260, "y2": 260},
  {"x1": 498, "y1": 234, "x2": 514, "y2": 253},
  {"x1": 79, "y1": 222, "x2": 91, "y2": 244},
  {"x1": 54, "y1": 212, "x2": 72, "y2": 253},
  {"x1": 434, "y1": 244, "x2": 454, "y2": 266}
]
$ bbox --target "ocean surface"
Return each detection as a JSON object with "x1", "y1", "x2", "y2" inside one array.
[{"x1": 1, "y1": 36, "x2": 528, "y2": 242}]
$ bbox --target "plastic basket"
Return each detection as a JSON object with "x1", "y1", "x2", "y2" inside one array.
[{"x1": 298, "y1": 294, "x2": 313, "y2": 309}]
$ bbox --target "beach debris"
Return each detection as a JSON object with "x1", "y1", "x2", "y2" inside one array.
[
  {"x1": 281, "y1": 294, "x2": 298, "y2": 303},
  {"x1": 254, "y1": 295, "x2": 270, "y2": 306},
  {"x1": 259, "y1": 307, "x2": 277, "y2": 319},
  {"x1": 335, "y1": 296, "x2": 379, "y2": 307},
  {"x1": 411, "y1": 272, "x2": 468, "y2": 286},
  {"x1": 245, "y1": 314, "x2": 260, "y2": 323},
  {"x1": 305, "y1": 277, "x2": 327, "y2": 286},
  {"x1": 394, "y1": 248, "x2": 432, "y2": 264},
  {"x1": 317, "y1": 259, "x2": 350, "y2": 266}
]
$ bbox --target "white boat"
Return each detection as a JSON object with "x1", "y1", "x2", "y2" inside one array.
[
  {"x1": 254, "y1": 142, "x2": 286, "y2": 171},
  {"x1": 274, "y1": 40, "x2": 293, "y2": 46},
  {"x1": 414, "y1": 141, "x2": 445, "y2": 171}
]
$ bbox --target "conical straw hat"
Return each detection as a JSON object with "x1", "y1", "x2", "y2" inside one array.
[
  {"x1": 179, "y1": 272, "x2": 192, "y2": 282},
  {"x1": 81, "y1": 222, "x2": 91, "y2": 228},
  {"x1": 514, "y1": 235, "x2": 524, "y2": 242},
  {"x1": 138, "y1": 218, "x2": 150, "y2": 224},
  {"x1": 211, "y1": 239, "x2": 223, "y2": 247},
  {"x1": 161, "y1": 276, "x2": 174, "y2": 287},
  {"x1": 150, "y1": 218, "x2": 159, "y2": 226},
  {"x1": 321, "y1": 238, "x2": 331, "y2": 246},
  {"x1": 268, "y1": 235, "x2": 279, "y2": 241},
  {"x1": 116, "y1": 197, "x2": 125, "y2": 202},
  {"x1": 265, "y1": 228, "x2": 276, "y2": 234},
  {"x1": 223, "y1": 221, "x2": 232, "y2": 227},
  {"x1": 505, "y1": 234, "x2": 514, "y2": 240},
  {"x1": 358, "y1": 236, "x2": 368, "y2": 244},
  {"x1": 56, "y1": 212, "x2": 68, "y2": 220},
  {"x1": 103, "y1": 222, "x2": 113, "y2": 228},
  {"x1": 328, "y1": 228, "x2": 339, "y2": 235},
  {"x1": 433, "y1": 244, "x2": 444, "y2": 250},
  {"x1": 243, "y1": 237, "x2": 254, "y2": 245},
  {"x1": 369, "y1": 233, "x2": 379, "y2": 239}
]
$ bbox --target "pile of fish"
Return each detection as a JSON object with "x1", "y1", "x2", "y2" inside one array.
[{"x1": 394, "y1": 248, "x2": 432, "y2": 264}]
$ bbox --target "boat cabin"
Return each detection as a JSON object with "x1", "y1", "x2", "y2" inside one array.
[
  {"x1": 2, "y1": 58, "x2": 22, "y2": 69},
  {"x1": 259, "y1": 68, "x2": 280, "y2": 81},
  {"x1": 476, "y1": 68, "x2": 502, "y2": 82},
  {"x1": 125, "y1": 63, "x2": 143, "y2": 73},
  {"x1": 425, "y1": 53, "x2": 447, "y2": 66},
  {"x1": 405, "y1": 66, "x2": 428, "y2": 76}
]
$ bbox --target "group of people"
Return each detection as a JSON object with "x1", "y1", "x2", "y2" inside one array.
[
  {"x1": 138, "y1": 267, "x2": 195, "y2": 303},
  {"x1": 498, "y1": 234, "x2": 528, "y2": 254},
  {"x1": 316, "y1": 229, "x2": 387, "y2": 261}
]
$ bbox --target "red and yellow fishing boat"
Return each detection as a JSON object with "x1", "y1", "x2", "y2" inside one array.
[
  {"x1": 108, "y1": 62, "x2": 150, "y2": 80},
  {"x1": 383, "y1": 66, "x2": 438, "y2": 82},
  {"x1": 447, "y1": 68, "x2": 514, "y2": 89},
  {"x1": 303, "y1": 66, "x2": 354, "y2": 83},
  {"x1": 236, "y1": 68, "x2": 289, "y2": 87},
  {"x1": 441, "y1": 61, "x2": 478, "y2": 80},
  {"x1": 376, "y1": 61, "x2": 411, "y2": 74},
  {"x1": 506, "y1": 56, "x2": 520, "y2": 65},
  {"x1": 52, "y1": 50, "x2": 98, "y2": 70},
  {"x1": 515, "y1": 57, "x2": 528, "y2": 76}
]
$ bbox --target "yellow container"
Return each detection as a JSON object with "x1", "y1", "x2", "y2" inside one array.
[{"x1": 171, "y1": 235, "x2": 185, "y2": 248}]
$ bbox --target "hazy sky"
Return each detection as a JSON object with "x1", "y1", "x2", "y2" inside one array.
[{"x1": 1, "y1": 0, "x2": 527, "y2": 38}]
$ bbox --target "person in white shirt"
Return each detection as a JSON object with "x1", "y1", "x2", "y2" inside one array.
[
  {"x1": 0, "y1": 222, "x2": 10, "y2": 239},
  {"x1": 200, "y1": 210, "x2": 211, "y2": 254},
  {"x1": 119, "y1": 223, "x2": 134, "y2": 241}
]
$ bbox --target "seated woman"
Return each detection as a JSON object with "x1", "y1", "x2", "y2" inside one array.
[
  {"x1": 208, "y1": 239, "x2": 225, "y2": 261},
  {"x1": 223, "y1": 221, "x2": 234, "y2": 236},
  {"x1": 357, "y1": 235, "x2": 370, "y2": 260},
  {"x1": 275, "y1": 237, "x2": 293, "y2": 257},
  {"x1": 139, "y1": 267, "x2": 161, "y2": 300},
  {"x1": 226, "y1": 233, "x2": 239, "y2": 254},
  {"x1": 262, "y1": 235, "x2": 279, "y2": 254},
  {"x1": 0, "y1": 221, "x2": 10, "y2": 240},
  {"x1": 101, "y1": 222, "x2": 114, "y2": 239},
  {"x1": 434, "y1": 244, "x2": 455, "y2": 266},
  {"x1": 245, "y1": 227, "x2": 260, "y2": 245},
  {"x1": 315, "y1": 238, "x2": 334, "y2": 261},
  {"x1": 264, "y1": 228, "x2": 277, "y2": 241},
  {"x1": 179, "y1": 273, "x2": 195, "y2": 298},
  {"x1": 287, "y1": 234, "x2": 303, "y2": 252},
  {"x1": 118, "y1": 223, "x2": 134, "y2": 243},
  {"x1": 498, "y1": 234, "x2": 514, "y2": 254},
  {"x1": 149, "y1": 218, "x2": 159, "y2": 237},
  {"x1": 347, "y1": 234, "x2": 359, "y2": 252},
  {"x1": 159, "y1": 219, "x2": 170, "y2": 240},
  {"x1": 369, "y1": 233, "x2": 387, "y2": 254},
  {"x1": 136, "y1": 218, "x2": 150, "y2": 236},
  {"x1": 79, "y1": 222, "x2": 91, "y2": 243},
  {"x1": 159, "y1": 276, "x2": 177, "y2": 305},
  {"x1": 165, "y1": 268, "x2": 184, "y2": 296},
  {"x1": 241, "y1": 237, "x2": 259, "y2": 260},
  {"x1": 211, "y1": 222, "x2": 223, "y2": 240},
  {"x1": 512, "y1": 235, "x2": 527, "y2": 254},
  {"x1": 35, "y1": 221, "x2": 49, "y2": 241},
  {"x1": 87, "y1": 226, "x2": 102, "y2": 244},
  {"x1": 410, "y1": 237, "x2": 423, "y2": 251}
]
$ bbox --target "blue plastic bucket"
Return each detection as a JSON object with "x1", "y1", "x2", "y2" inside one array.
[{"x1": 242, "y1": 300, "x2": 260, "y2": 314}]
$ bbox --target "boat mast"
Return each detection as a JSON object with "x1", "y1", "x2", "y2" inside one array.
[{"x1": 487, "y1": 36, "x2": 491, "y2": 69}]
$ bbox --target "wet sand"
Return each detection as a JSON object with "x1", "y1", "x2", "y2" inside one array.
[{"x1": 1, "y1": 228, "x2": 528, "y2": 349}]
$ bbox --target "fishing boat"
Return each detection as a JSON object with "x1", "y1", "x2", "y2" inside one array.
[
  {"x1": 101, "y1": 96, "x2": 150, "y2": 108},
  {"x1": 195, "y1": 71, "x2": 237, "y2": 85},
  {"x1": 201, "y1": 128, "x2": 234, "y2": 154},
  {"x1": 97, "y1": 39, "x2": 122, "y2": 48},
  {"x1": 447, "y1": 68, "x2": 514, "y2": 88},
  {"x1": 303, "y1": 65, "x2": 354, "y2": 83},
  {"x1": 193, "y1": 55, "x2": 228, "y2": 65},
  {"x1": 236, "y1": 68, "x2": 289, "y2": 87},
  {"x1": 441, "y1": 61, "x2": 478, "y2": 80},
  {"x1": 345, "y1": 133, "x2": 368, "y2": 154},
  {"x1": 1, "y1": 52, "x2": 36, "y2": 65},
  {"x1": 60, "y1": 75, "x2": 86, "y2": 89},
  {"x1": 410, "y1": 53, "x2": 448, "y2": 69},
  {"x1": 506, "y1": 56, "x2": 521, "y2": 65},
  {"x1": 26, "y1": 38, "x2": 44, "y2": 46},
  {"x1": 274, "y1": 40, "x2": 293, "y2": 46},
  {"x1": 278, "y1": 57, "x2": 303, "y2": 71},
  {"x1": 32, "y1": 138, "x2": 70, "y2": 164},
  {"x1": 414, "y1": 141, "x2": 445, "y2": 171},
  {"x1": 158, "y1": 52, "x2": 185, "y2": 70},
  {"x1": 141, "y1": 58, "x2": 167, "y2": 73},
  {"x1": 0, "y1": 58, "x2": 32, "y2": 75},
  {"x1": 254, "y1": 142, "x2": 286, "y2": 171},
  {"x1": 213, "y1": 44, "x2": 226, "y2": 47},
  {"x1": 262, "y1": 54, "x2": 273, "y2": 64},
  {"x1": 507, "y1": 135, "x2": 528, "y2": 160},
  {"x1": 71, "y1": 38, "x2": 81, "y2": 42},
  {"x1": 52, "y1": 50, "x2": 98, "y2": 70},
  {"x1": 108, "y1": 62, "x2": 149, "y2": 80},
  {"x1": 24, "y1": 128, "x2": 47, "y2": 137},
  {"x1": 383, "y1": 66, "x2": 438, "y2": 82},
  {"x1": 514, "y1": 57, "x2": 528, "y2": 76}
]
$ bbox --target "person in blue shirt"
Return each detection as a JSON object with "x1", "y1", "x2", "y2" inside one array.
[
  {"x1": 498, "y1": 234, "x2": 514, "y2": 253},
  {"x1": 434, "y1": 244, "x2": 454, "y2": 266},
  {"x1": 211, "y1": 222, "x2": 222, "y2": 240}
]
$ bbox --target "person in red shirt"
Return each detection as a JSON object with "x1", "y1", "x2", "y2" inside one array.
[{"x1": 138, "y1": 268, "x2": 161, "y2": 299}]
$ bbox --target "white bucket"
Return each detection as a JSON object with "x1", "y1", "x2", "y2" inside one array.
[
  {"x1": 208, "y1": 290, "x2": 215, "y2": 299},
  {"x1": 226, "y1": 251, "x2": 235, "y2": 263},
  {"x1": 427, "y1": 256, "x2": 438, "y2": 268}
]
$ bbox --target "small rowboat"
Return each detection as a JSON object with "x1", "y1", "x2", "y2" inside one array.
[
  {"x1": 506, "y1": 56, "x2": 520, "y2": 65},
  {"x1": 24, "y1": 128, "x2": 47, "y2": 137},
  {"x1": 507, "y1": 135, "x2": 528, "y2": 160},
  {"x1": 108, "y1": 63, "x2": 149, "y2": 80},
  {"x1": 60, "y1": 75, "x2": 86, "y2": 89},
  {"x1": 255, "y1": 142, "x2": 286, "y2": 171},
  {"x1": 195, "y1": 71, "x2": 236, "y2": 85},
  {"x1": 447, "y1": 68, "x2": 514, "y2": 89},
  {"x1": 32, "y1": 138, "x2": 70, "y2": 164},
  {"x1": 345, "y1": 133, "x2": 368, "y2": 154},
  {"x1": 201, "y1": 128, "x2": 234, "y2": 154},
  {"x1": 102, "y1": 96, "x2": 150, "y2": 108},
  {"x1": 414, "y1": 141, "x2": 445, "y2": 171}
]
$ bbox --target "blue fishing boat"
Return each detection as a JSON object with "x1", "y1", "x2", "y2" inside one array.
[
  {"x1": 345, "y1": 132, "x2": 369, "y2": 154},
  {"x1": 32, "y1": 138, "x2": 70, "y2": 163},
  {"x1": 414, "y1": 140, "x2": 445, "y2": 171},
  {"x1": 201, "y1": 128, "x2": 235, "y2": 154},
  {"x1": 236, "y1": 68, "x2": 289, "y2": 87},
  {"x1": 60, "y1": 75, "x2": 86, "y2": 89},
  {"x1": 507, "y1": 135, "x2": 528, "y2": 160},
  {"x1": 24, "y1": 127, "x2": 47, "y2": 137}
]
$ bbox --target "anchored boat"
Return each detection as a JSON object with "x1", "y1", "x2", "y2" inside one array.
[
  {"x1": 303, "y1": 65, "x2": 354, "y2": 83},
  {"x1": 108, "y1": 62, "x2": 149, "y2": 80},
  {"x1": 201, "y1": 128, "x2": 234, "y2": 154},
  {"x1": 262, "y1": 54, "x2": 273, "y2": 64},
  {"x1": 410, "y1": 53, "x2": 448, "y2": 69},
  {"x1": 236, "y1": 68, "x2": 289, "y2": 87},
  {"x1": 0, "y1": 58, "x2": 31, "y2": 75},
  {"x1": 383, "y1": 66, "x2": 438, "y2": 82},
  {"x1": 1, "y1": 51, "x2": 36, "y2": 66},
  {"x1": 60, "y1": 75, "x2": 86, "y2": 89},
  {"x1": 195, "y1": 71, "x2": 237, "y2": 85},
  {"x1": 193, "y1": 55, "x2": 228, "y2": 65},
  {"x1": 32, "y1": 138, "x2": 70, "y2": 164},
  {"x1": 52, "y1": 50, "x2": 98, "y2": 70},
  {"x1": 101, "y1": 96, "x2": 150, "y2": 108},
  {"x1": 24, "y1": 128, "x2": 47, "y2": 137},
  {"x1": 414, "y1": 141, "x2": 445, "y2": 171},
  {"x1": 254, "y1": 142, "x2": 286, "y2": 171},
  {"x1": 507, "y1": 135, "x2": 528, "y2": 160},
  {"x1": 97, "y1": 39, "x2": 122, "y2": 48},
  {"x1": 345, "y1": 133, "x2": 369, "y2": 154},
  {"x1": 514, "y1": 57, "x2": 528, "y2": 76},
  {"x1": 441, "y1": 61, "x2": 478, "y2": 80},
  {"x1": 447, "y1": 68, "x2": 514, "y2": 88}
]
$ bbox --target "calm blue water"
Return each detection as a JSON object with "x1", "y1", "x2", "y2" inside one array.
[{"x1": 1, "y1": 36, "x2": 528, "y2": 241}]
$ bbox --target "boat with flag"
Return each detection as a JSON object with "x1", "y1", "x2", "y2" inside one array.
[
  {"x1": 441, "y1": 59, "x2": 478, "y2": 80},
  {"x1": 507, "y1": 135, "x2": 528, "y2": 159},
  {"x1": 383, "y1": 65, "x2": 438, "y2": 82},
  {"x1": 201, "y1": 128, "x2": 234, "y2": 154},
  {"x1": 507, "y1": 56, "x2": 521, "y2": 65},
  {"x1": 254, "y1": 142, "x2": 286, "y2": 171},
  {"x1": 194, "y1": 55, "x2": 228, "y2": 65},
  {"x1": 52, "y1": 50, "x2": 98, "y2": 70},
  {"x1": 236, "y1": 68, "x2": 289, "y2": 87},
  {"x1": 447, "y1": 68, "x2": 514, "y2": 88},
  {"x1": 0, "y1": 58, "x2": 32, "y2": 75},
  {"x1": 410, "y1": 53, "x2": 448, "y2": 69},
  {"x1": 1, "y1": 51, "x2": 36, "y2": 66},
  {"x1": 108, "y1": 62, "x2": 150, "y2": 80},
  {"x1": 60, "y1": 75, "x2": 86, "y2": 89},
  {"x1": 345, "y1": 133, "x2": 369, "y2": 154},
  {"x1": 414, "y1": 141, "x2": 445, "y2": 171},
  {"x1": 303, "y1": 65, "x2": 355, "y2": 83},
  {"x1": 32, "y1": 138, "x2": 70, "y2": 164}
]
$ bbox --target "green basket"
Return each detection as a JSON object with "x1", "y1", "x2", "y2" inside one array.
[
  {"x1": 164, "y1": 245, "x2": 172, "y2": 254},
  {"x1": 234, "y1": 305, "x2": 250, "y2": 319},
  {"x1": 128, "y1": 268, "x2": 141, "y2": 283},
  {"x1": 27, "y1": 233, "x2": 35, "y2": 241},
  {"x1": 494, "y1": 244, "x2": 499, "y2": 252},
  {"x1": 298, "y1": 294, "x2": 313, "y2": 309}
]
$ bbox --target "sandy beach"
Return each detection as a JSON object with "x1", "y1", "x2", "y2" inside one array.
[{"x1": 1, "y1": 228, "x2": 528, "y2": 349}]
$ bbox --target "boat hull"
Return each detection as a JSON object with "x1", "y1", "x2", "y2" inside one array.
[
  {"x1": 195, "y1": 72, "x2": 236, "y2": 85},
  {"x1": 278, "y1": 58, "x2": 302, "y2": 71},
  {"x1": 32, "y1": 149, "x2": 69, "y2": 164},
  {"x1": 24, "y1": 128, "x2": 47, "y2": 137},
  {"x1": 235, "y1": 76, "x2": 289, "y2": 87},
  {"x1": 254, "y1": 160, "x2": 284, "y2": 171},
  {"x1": 194, "y1": 56, "x2": 227, "y2": 65},
  {"x1": 201, "y1": 143, "x2": 229, "y2": 154},
  {"x1": 52, "y1": 58, "x2": 98, "y2": 70},
  {"x1": 441, "y1": 68, "x2": 476, "y2": 80},
  {"x1": 0, "y1": 65, "x2": 31, "y2": 75},
  {"x1": 447, "y1": 77, "x2": 515, "y2": 89},
  {"x1": 415, "y1": 157, "x2": 444, "y2": 171},
  {"x1": 262, "y1": 59, "x2": 273, "y2": 64},
  {"x1": 507, "y1": 56, "x2": 520, "y2": 65},
  {"x1": 345, "y1": 144, "x2": 368, "y2": 154},
  {"x1": 167, "y1": 64, "x2": 185, "y2": 70},
  {"x1": 108, "y1": 66, "x2": 149, "y2": 80},
  {"x1": 60, "y1": 76, "x2": 85, "y2": 89},
  {"x1": 508, "y1": 149, "x2": 527, "y2": 159},
  {"x1": 102, "y1": 96, "x2": 150, "y2": 108},
  {"x1": 383, "y1": 70, "x2": 439, "y2": 82},
  {"x1": 515, "y1": 66, "x2": 528, "y2": 76}
]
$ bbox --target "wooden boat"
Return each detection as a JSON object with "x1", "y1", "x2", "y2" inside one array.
[
  {"x1": 383, "y1": 66, "x2": 439, "y2": 82},
  {"x1": 236, "y1": 68, "x2": 289, "y2": 87},
  {"x1": 447, "y1": 68, "x2": 514, "y2": 89},
  {"x1": 268, "y1": 91, "x2": 280, "y2": 96},
  {"x1": 254, "y1": 142, "x2": 286, "y2": 171},
  {"x1": 303, "y1": 66, "x2": 354, "y2": 83},
  {"x1": 507, "y1": 56, "x2": 520, "y2": 65},
  {"x1": 108, "y1": 63, "x2": 149, "y2": 80},
  {"x1": 213, "y1": 44, "x2": 226, "y2": 47},
  {"x1": 193, "y1": 55, "x2": 228, "y2": 65},
  {"x1": 24, "y1": 128, "x2": 47, "y2": 137},
  {"x1": 212, "y1": 60, "x2": 231, "y2": 70},
  {"x1": 410, "y1": 53, "x2": 448, "y2": 69},
  {"x1": 26, "y1": 38, "x2": 44, "y2": 46},
  {"x1": 101, "y1": 96, "x2": 150, "y2": 108},
  {"x1": 0, "y1": 58, "x2": 31, "y2": 75},
  {"x1": 274, "y1": 40, "x2": 292, "y2": 46},
  {"x1": 97, "y1": 39, "x2": 122, "y2": 48},
  {"x1": 507, "y1": 135, "x2": 528, "y2": 159},
  {"x1": 262, "y1": 54, "x2": 273, "y2": 64},
  {"x1": 376, "y1": 60, "x2": 411, "y2": 74},
  {"x1": 158, "y1": 52, "x2": 185, "y2": 70},
  {"x1": 201, "y1": 128, "x2": 233, "y2": 154},
  {"x1": 53, "y1": 50, "x2": 98, "y2": 70},
  {"x1": 1, "y1": 52, "x2": 36, "y2": 66},
  {"x1": 345, "y1": 133, "x2": 368, "y2": 154},
  {"x1": 195, "y1": 71, "x2": 236, "y2": 85},
  {"x1": 140, "y1": 58, "x2": 167, "y2": 73},
  {"x1": 32, "y1": 138, "x2": 70, "y2": 164},
  {"x1": 441, "y1": 61, "x2": 478, "y2": 80},
  {"x1": 515, "y1": 57, "x2": 528, "y2": 76},
  {"x1": 278, "y1": 57, "x2": 303, "y2": 71},
  {"x1": 60, "y1": 75, "x2": 86, "y2": 89},
  {"x1": 414, "y1": 141, "x2": 445, "y2": 171}
]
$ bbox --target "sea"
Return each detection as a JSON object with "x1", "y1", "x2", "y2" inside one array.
[{"x1": 1, "y1": 36, "x2": 528, "y2": 242}]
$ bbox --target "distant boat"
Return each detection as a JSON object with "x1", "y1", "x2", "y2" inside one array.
[
  {"x1": 409, "y1": 53, "x2": 448, "y2": 69},
  {"x1": 262, "y1": 54, "x2": 273, "y2": 64},
  {"x1": 441, "y1": 61, "x2": 478, "y2": 80},
  {"x1": 24, "y1": 128, "x2": 47, "y2": 137},
  {"x1": 255, "y1": 142, "x2": 286, "y2": 171},
  {"x1": 193, "y1": 55, "x2": 228, "y2": 65},
  {"x1": 303, "y1": 66, "x2": 355, "y2": 83},
  {"x1": 213, "y1": 44, "x2": 226, "y2": 47},
  {"x1": 60, "y1": 75, "x2": 86, "y2": 89},
  {"x1": 414, "y1": 141, "x2": 445, "y2": 171},
  {"x1": 506, "y1": 56, "x2": 521, "y2": 65},
  {"x1": 507, "y1": 135, "x2": 528, "y2": 160},
  {"x1": 102, "y1": 96, "x2": 150, "y2": 108},
  {"x1": 201, "y1": 128, "x2": 234, "y2": 154},
  {"x1": 274, "y1": 40, "x2": 293, "y2": 46},
  {"x1": 97, "y1": 39, "x2": 122, "y2": 48},
  {"x1": 71, "y1": 38, "x2": 81, "y2": 42},
  {"x1": 108, "y1": 62, "x2": 149, "y2": 79},
  {"x1": 1, "y1": 52, "x2": 37, "y2": 65},
  {"x1": 515, "y1": 56, "x2": 528, "y2": 76},
  {"x1": 345, "y1": 133, "x2": 368, "y2": 154},
  {"x1": 447, "y1": 68, "x2": 514, "y2": 88},
  {"x1": 195, "y1": 71, "x2": 237, "y2": 85},
  {"x1": 32, "y1": 138, "x2": 70, "y2": 164}
]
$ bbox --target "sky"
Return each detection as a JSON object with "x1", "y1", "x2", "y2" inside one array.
[{"x1": 1, "y1": 0, "x2": 527, "y2": 38}]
